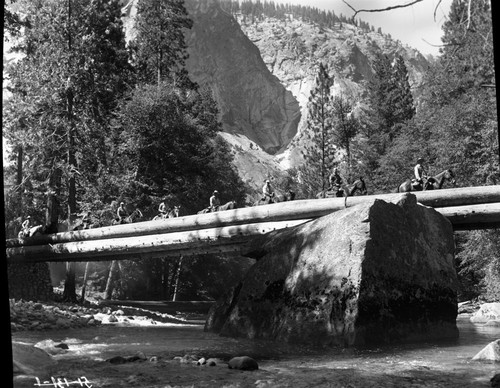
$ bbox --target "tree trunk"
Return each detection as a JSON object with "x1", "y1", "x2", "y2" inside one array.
[
  {"x1": 80, "y1": 261, "x2": 90, "y2": 303},
  {"x1": 172, "y1": 255, "x2": 183, "y2": 302},
  {"x1": 16, "y1": 146, "x2": 23, "y2": 186},
  {"x1": 117, "y1": 261, "x2": 124, "y2": 298},
  {"x1": 46, "y1": 168, "x2": 62, "y2": 234},
  {"x1": 161, "y1": 258, "x2": 171, "y2": 300},
  {"x1": 104, "y1": 260, "x2": 119, "y2": 300},
  {"x1": 62, "y1": 262, "x2": 77, "y2": 302}
]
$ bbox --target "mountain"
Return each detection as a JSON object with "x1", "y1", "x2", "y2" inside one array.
[{"x1": 122, "y1": 0, "x2": 430, "y2": 194}]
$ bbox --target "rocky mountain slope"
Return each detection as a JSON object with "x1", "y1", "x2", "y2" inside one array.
[{"x1": 122, "y1": 0, "x2": 430, "y2": 193}]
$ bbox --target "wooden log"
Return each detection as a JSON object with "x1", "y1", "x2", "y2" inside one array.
[
  {"x1": 6, "y1": 219, "x2": 310, "y2": 263},
  {"x1": 6, "y1": 186, "x2": 500, "y2": 248},
  {"x1": 7, "y1": 201, "x2": 500, "y2": 264},
  {"x1": 435, "y1": 202, "x2": 500, "y2": 230}
]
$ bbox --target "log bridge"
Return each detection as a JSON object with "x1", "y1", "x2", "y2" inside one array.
[{"x1": 6, "y1": 186, "x2": 500, "y2": 264}]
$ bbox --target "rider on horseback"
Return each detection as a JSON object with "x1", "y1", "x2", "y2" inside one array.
[
  {"x1": 117, "y1": 202, "x2": 129, "y2": 224},
  {"x1": 19, "y1": 216, "x2": 31, "y2": 237},
  {"x1": 158, "y1": 200, "x2": 168, "y2": 217},
  {"x1": 262, "y1": 180, "x2": 275, "y2": 203},
  {"x1": 413, "y1": 158, "x2": 429, "y2": 190},
  {"x1": 209, "y1": 190, "x2": 221, "y2": 212},
  {"x1": 328, "y1": 168, "x2": 343, "y2": 195}
]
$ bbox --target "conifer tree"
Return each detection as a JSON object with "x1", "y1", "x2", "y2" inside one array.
[
  {"x1": 131, "y1": 0, "x2": 194, "y2": 88},
  {"x1": 300, "y1": 63, "x2": 336, "y2": 194},
  {"x1": 331, "y1": 94, "x2": 359, "y2": 178},
  {"x1": 4, "y1": 0, "x2": 133, "y2": 302},
  {"x1": 389, "y1": 55, "x2": 415, "y2": 139},
  {"x1": 358, "y1": 53, "x2": 415, "y2": 191}
]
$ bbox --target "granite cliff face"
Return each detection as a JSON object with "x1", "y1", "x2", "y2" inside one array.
[
  {"x1": 184, "y1": 0, "x2": 301, "y2": 156},
  {"x1": 237, "y1": 13, "x2": 429, "y2": 170},
  {"x1": 121, "y1": 0, "x2": 430, "y2": 192}
]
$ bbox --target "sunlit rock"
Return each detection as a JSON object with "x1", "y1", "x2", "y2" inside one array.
[
  {"x1": 206, "y1": 193, "x2": 458, "y2": 346},
  {"x1": 472, "y1": 339, "x2": 500, "y2": 362},
  {"x1": 470, "y1": 303, "x2": 500, "y2": 324}
]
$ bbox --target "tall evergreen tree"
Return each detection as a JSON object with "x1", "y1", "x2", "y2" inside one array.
[
  {"x1": 358, "y1": 52, "x2": 416, "y2": 192},
  {"x1": 131, "y1": 0, "x2": 194, "y2": 88},
  {"x1": 389, "y1": 55, "x2": 415, "y2": 139},
  {"x1": 3, "y1": 0, "x2": 133, "y2": 301},
  {"x1": 331, "y1": 94, "x2": 359, "y2": 179},
  {"x1": 300, "y1": 63, "x2": 336, "y2": 195}
]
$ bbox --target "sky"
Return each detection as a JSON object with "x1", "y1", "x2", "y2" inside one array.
[{"x1": 273, "y1": 0, "x2": 453, "y2": 56}]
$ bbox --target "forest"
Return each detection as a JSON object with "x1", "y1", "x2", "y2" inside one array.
[{"x1": 3, "y1": 0, "x2": 499, "y2": 304}]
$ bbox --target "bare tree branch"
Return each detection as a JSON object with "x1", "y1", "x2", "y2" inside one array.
[{"x1": 342, "y1": 0, "x2": 423, "y2": 18}]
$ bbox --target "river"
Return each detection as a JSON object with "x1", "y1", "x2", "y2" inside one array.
[{"x1": 12, "y1": 314, "x2": 500, "y2": 388}]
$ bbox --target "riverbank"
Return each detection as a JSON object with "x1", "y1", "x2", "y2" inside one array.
[{"x1": 11, "y1": 299, "x2": 500, "y2": 388}]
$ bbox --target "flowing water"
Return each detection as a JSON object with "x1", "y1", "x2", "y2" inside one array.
[{"x1": 12, "y1": 315, "x2": 500, "y2": 388}]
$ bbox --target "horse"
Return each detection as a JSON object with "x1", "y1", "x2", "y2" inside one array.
[
  {"x1": 274, "y1": 190, "x2": 296, "y2": 203},
  {"x1": 18, "y1": 225, "x2": 45, "y2": 239},
  {"x1": 113, "y1": 209, "x2": 144, "y2": 225},
  {"x1": 316, "y1": 178, "x2": 368, "y2": 198},
  {"x1": 153, "y1": 206, "x2": 181, "y2": 220},
  {"x1": 398, "y1": 169, "x2": 455, "y2": 193},
  {"x1": 198, "y1": 201, "x2": 236, "y2": 214},
  {"x1": 253, "y1": 190, "x2": 296, "y2": 206}
]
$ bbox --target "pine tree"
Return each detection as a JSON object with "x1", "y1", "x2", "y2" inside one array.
[
  {"x1": 131, "y1": 0, "x2": 194, "y2": 88},
  {"x1": 358, "y1": 53, "x2": 415, "y2": 191},
  {"x1": 300, "y1": 63, "x2": 336, "y2": 195},
  {"x1": 3, "y1": 0, "x2": 133, "y2": 302},
  {"x1": 389, "y1": 55, "x2": 415, "y2": 139},
  {"x1": 331, "y1": 94, "x2": 359, "y2": 179}
]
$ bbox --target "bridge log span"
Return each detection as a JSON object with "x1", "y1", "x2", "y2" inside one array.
[{"x1": 5, "y1": 186, "x2": 500, "y2": 263}]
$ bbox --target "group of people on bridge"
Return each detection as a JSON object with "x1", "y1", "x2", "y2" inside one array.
[{"x1": 18, "y1": 156, "x2": 454, "y2": 238}]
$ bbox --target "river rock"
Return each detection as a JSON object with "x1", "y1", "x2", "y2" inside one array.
[
  {"x1": 12, "y1": 342, "x2": 57, "y2": 375},
  {"x1": 491, "y1": 373, "x2": 500, "y2": 387},
  {"x1": 472, "y1": 339, "x2": 500, "y2": 361},
  {"x1": 470, "y1": 303, "x2": 500, "y2": 324},
  {"x1": 228, "y1": 356, "x2": 259, "y2": 370},
  {"x1": 207, "y1": 193, "x2": 458, "y2": 346}
]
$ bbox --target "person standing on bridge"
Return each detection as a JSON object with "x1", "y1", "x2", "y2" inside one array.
[
  {"x1": 117, "y1": 202, "x2": 129, "y2": 224},
  {"x1": 209, "y1": 190, "x2": 221, "y2": 212}
]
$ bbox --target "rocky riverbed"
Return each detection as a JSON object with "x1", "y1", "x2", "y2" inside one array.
[
  {"x1": 10, "y1": 298, "x2": 500, "y2": 388},
  {"x1": 9, "y1": 299, "x2": 199, "y2": 333}
]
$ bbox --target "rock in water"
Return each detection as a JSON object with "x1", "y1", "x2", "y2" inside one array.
[
  {"x1": 472, "y1": 339, "x2": 500, "y2": 362},
  {"x1": 470, "y1": 303, "x2": 500, "y2": 324},
  {"x1": 12, "y1": 342, "x2": 56, "y2": 376},
  {"x1": 207, "y1": 194, "x2": 458, "y2": 346},
  {"x1": 228, "y1": 356, "x2": 259, "y2": 370},
  {"x1": 491, "y1": 373, "x2": 500, "y2": 387}
]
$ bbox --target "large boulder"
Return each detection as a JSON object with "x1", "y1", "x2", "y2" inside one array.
[{"x1": 206, "y1": 194, "x2": 458, "y2": 346}]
